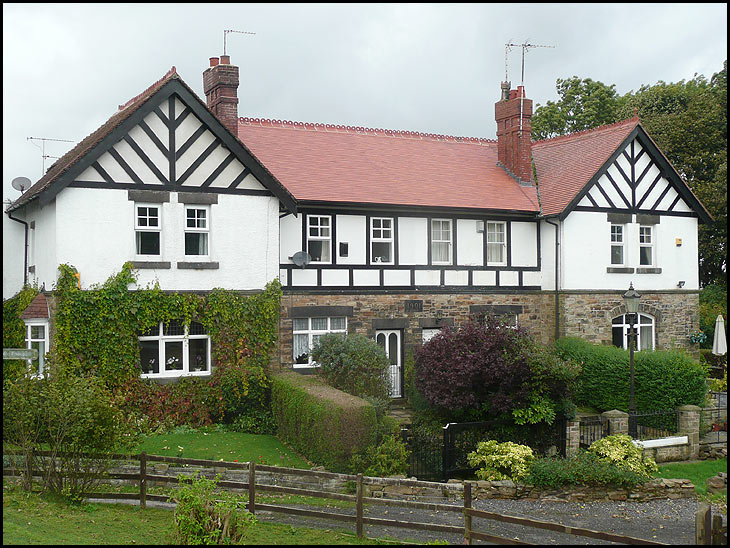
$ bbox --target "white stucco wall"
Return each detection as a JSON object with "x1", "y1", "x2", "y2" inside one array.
[
  {"x1": 3, "y1": 202, "x2": 27, "y2": 299},
  {"x1": 397, "y1": 217, "x2": 428, "y2": 265},
  {"x1": 52, "y1": 187, "x2": 279, "y2": 291}
]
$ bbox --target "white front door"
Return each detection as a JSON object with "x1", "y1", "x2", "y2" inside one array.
[{"x1": 376, "y1": 329, "x2": 402, "y2": 398}]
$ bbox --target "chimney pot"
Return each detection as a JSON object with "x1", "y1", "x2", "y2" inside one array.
[
  {"x1": 220, "y1": 54, "x2": 230, "y2": 65},
  {"x1": 209, "y1": 57, "x2": 220, "y2": 67}
]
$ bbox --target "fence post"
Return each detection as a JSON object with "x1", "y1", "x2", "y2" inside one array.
[
  {"x1": 442, "y1": 424, "x2": 450, "y2": 482},
  {"x1": 356, "y1": 473, "x2": 363, "y2": 538},
  {"x1": 565, "y1": 419, "x2": 580, "y2": 458},
  {"x1": 139, "y1": 451, "x2": 147, "y2": 509},
  {"x1": 695, "y1": 502, "x2": 711, "y2": 545},
  {"x1": 677, "y1": 405, "x2": 701, "y2": 460},
  {"x1": 248, "y1": 461, "x2": 256, "y2": 514},
  {"x1": 463, "y1": 481, "x2": 472, "y2": 545}
]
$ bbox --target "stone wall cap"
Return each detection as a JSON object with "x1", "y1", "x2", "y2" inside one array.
[
  {"x1": 602, "y1": 409, "x2": 629, "y2": 417},
  {"x1": 676, "y1": 404, "x2": 702, "y2": 411}
]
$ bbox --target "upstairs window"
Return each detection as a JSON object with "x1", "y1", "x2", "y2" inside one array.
[
  {"x1": 370, "y1": 217, "x2": 394, "y2": 264},
  {"x1": 431, "y1": 219, "x2": 452, "y2": 265},
  {"x1": 135, "y1": 204, "x2": 161, "y2": 256},
  {"x1": 307, "y1": 215, "x2": 331, "y2": 263},
  {"x1": 639, "y1": 225, "x2": 654, "y2": 266},
  {"x1": 486, "y1": 221, "x2": 507, "y2": 265},
  {"x1": 292, "y1": 316, "x2": 346, "y2": 367},
  {"x1": 185, "y1": 206, "x2": 210, "y2": 256},
  {"x1": 610, "y1": 224, "x2": 625, "y2": 265},
  {"x1": 138, "y1": 320, "x2": 210, "y2": 378}
]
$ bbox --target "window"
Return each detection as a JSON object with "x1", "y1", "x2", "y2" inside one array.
[
  {"x1": 307, "y1": 215, "x2": 331, "y2": 263},
  {"x1": 639, "y1": 225, "x2": 654, "y2": 266},
  {"x1": 486, "y1": 221, "x2": 507, "y2": 265},
  {"x1": 431, "y1": 219, "x2": 452, "y2": 264},
  {"x1": 292, "y1": 316, "x2": 346, "y2": 367},
  {"x1": 422, "y1": 328, "x2": 442, "y2": 343},
  {"x1": 135, "y1": 204, "x2": 161, "y2": 256},
  {"x1": 371, "y1": 217, "x2": 394, "y2": 264},
  {"x1": 185, "y1": 206, "x2": 210, "y2": 256},
  {"x1": 138, "y1": 320, "x2": 210, "y2": 378},
  {"x1": 610, "y1": 224, "x2": 625, "y2": 265},
  {"x1": 24, "y1": 321, "x2": 49, "y2": 378},
  {"x1": 612, "y1": 313, "x2": 655, "y2": 351}
]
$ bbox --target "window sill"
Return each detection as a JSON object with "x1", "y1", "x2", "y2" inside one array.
[
  {"x1": 141, "y1": 371, "x2": 211, "y2": 379},
  {"x1": 637, "y1": 267, "x2": 662, "y2": 274},
  {"x1": 606, "y1": 267, "x2": 634, "y2": 273},
  {"x1": 177, "y1": 261, "x2": 220, "y2": 270},
  {"x1": 132, "y1": 261, "x2": 171, "y2": 269}
]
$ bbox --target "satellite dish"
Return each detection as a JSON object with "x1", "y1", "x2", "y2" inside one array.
[
  {"x1": 292, "y1": 251, "x2": 311, "y2": 268},
  {"x1": 11, "y1": 177, "x2": 31, "y2": 193}
]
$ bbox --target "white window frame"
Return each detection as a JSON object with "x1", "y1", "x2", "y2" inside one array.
[
  {"x1": 135, "y1": 203, "x2": 162, "y2": 258},
  {"x1": 421, "y1": 328, "x2": 442, "y2": 344},
  {"x1": 370, "y1": 217, "x2": 394, "y2": 264},
  {"x1": 612, "y1": 313, "x2": 655, "y2": 352},
  {"x1": 292, "y1": 316, "x2": 347, "y2": 368},
  {"x1": 24, "y1": 320, "x2": 49, "y2": 378},
  {"x1": 138, "y1": 320, "x2": 211, "y2": 379},
  {"x1": 307, "y1": 215, "x2": 332, "y2": 264},
  {"x1": 610, "y1": 224, "x2": 625, "y2": 266},
  {"x1": 486, "y1": 221, "x2": 507, "y2": 266},
  {"x1": 184, "y1": 205, "x2": 210, "y2": 258},
  {"x1": 431, "y1": 219, "x2": 452, "y2": 265},
  {"x1": 639, "y1": 225, "x2": 655, "y2": 266}
]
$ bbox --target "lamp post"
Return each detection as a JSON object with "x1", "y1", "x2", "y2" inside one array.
[{"x1": 623, "y1": 283, "x2": 641, "y2": 438}]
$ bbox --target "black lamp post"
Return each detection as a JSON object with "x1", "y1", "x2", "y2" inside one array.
[{"x1": 623, "y1": 282, "x2": 641, "y2": 438}]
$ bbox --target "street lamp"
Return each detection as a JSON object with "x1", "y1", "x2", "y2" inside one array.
[{"x1": 623, "y1": 282, "x2": 641, "y2": 438}]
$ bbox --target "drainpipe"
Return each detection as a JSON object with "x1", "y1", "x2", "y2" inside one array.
[
  {"x1": 7, "y1": 209, "x2": 28, "y2": 287},
  {"x1": 545, "y1": 217, "x2": 560, "y2": 341}
]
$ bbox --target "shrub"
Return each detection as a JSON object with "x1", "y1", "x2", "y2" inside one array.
[
  {"x1": 350, "y1": 434, "x2": 410, "y2": 477},
  {"x1": 588, "y1": 434, "x2": 658, "y2": 479},
  {"x1": 270, "y1": 371, "x2": 377, "y2": 472},
  {"x1": 699, "y1": 285, "x2": 727, "y2": 350},
  {"x1": 170, "y1": 473, "x2": 256, "y2": 545},
  {"x1": 555, "y1": 337, "x2": 707, "y2": 412},
  {"x1": 311, "y1": 333, "x2": 391, "y2": 399},
  {"x1": 2, "y1": 286, "x2": 40, "y2": 386},
  {"x1": 526, "y1": 451, "x2": 650, "y2": 489},
  {"x1": 467, "y1": 440, "x2": 535, "y2": 481}
]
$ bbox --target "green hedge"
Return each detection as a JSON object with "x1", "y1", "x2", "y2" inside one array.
[
  {"x1": 555, "y1": 337, "x2": 707, "y2": 412},
  {"x1": 270, "y1": 371, "x2": 377, "y2": 472}
]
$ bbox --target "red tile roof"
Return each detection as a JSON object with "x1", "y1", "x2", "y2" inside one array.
[
  {"x1": 237, "y1": 118, "x2": 541, "y2": 213},
  {"x1": 532, "y1": 117, "x2": 640, "y2": 216},
  {"x1": 20, "y1": 293, "x2": 49, "y2": 320}
]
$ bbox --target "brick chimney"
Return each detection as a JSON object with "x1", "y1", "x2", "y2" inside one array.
[
  {"x1": 495, "y1": 83, "x2": 533, "y2": 185},
  {"x1": 203, "y1": 55, "x2": 239, "y2": 135}
]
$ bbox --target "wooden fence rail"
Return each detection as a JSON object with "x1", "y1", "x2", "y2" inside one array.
[{"x1": 4, "y1": 450, "x2": 702, "y2": 544}]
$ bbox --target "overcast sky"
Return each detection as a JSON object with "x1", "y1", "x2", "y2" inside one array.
[{"x1": 3, "y1": 3, "x2": 727, "y2": 203}]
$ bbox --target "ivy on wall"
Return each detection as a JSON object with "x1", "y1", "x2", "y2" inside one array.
[
  {"x1": 2, "y1": 285, "x2": 40, "y2": 385},
  {"x1": 52, "y1": 262, "x2": 282, "y2": 387}
]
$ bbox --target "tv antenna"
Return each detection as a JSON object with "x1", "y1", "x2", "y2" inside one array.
[
  {"x1": 27, "y1": 136, "x2": 75, "y2": 175},
  {"x1": 505, "y1": 41, "x2": 554, "y2": 135},
  {"x1": 223, "y1": 29, "x2": 256, "y2": 55}
]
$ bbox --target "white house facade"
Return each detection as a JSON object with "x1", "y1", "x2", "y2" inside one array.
[{"x1": 4, "y1": 56, "x2": 711, "y2": 396}]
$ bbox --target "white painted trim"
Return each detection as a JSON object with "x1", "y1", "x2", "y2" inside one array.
[{"x1": 633, "y1": 435, "x2": 688, "y2": 449}]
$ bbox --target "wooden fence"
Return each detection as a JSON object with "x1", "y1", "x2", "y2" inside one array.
[{"x1": 3, "y1": 450, "x2": 706, "y2": 545}]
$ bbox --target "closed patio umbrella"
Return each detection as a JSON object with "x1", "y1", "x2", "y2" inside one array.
[{"x1": 712, "y1": 314, "x2": 727, "y2": 356}]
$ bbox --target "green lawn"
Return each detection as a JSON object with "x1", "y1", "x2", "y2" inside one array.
[
  {"x1": 2, "y1": 482, "x2": 401, "y2": 545},
  {"x1": 135, "y1": 426, "x2": 311, "y2": 468},
  {"x1": 656, "y1": 458, "x2": 727, "y2": 496}
]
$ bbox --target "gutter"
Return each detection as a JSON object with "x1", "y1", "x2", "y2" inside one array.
[{"x1": 6, "y1": 208, "x2": 28, "y2": 287}]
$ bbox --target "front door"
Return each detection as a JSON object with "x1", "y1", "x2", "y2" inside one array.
[{"x1": 376, "y1": 329, "x2": 402, "y2": 398}]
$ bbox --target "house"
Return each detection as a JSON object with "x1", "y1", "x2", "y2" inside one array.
[{"x1": 4, "y1": 55, "x2": 711, "y2": 394}]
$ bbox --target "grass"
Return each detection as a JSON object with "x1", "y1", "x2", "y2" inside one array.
[
  {"x1": 2, "y1": 481, "x2": 401, "y2": 545},
  {"x1": 656, "y1": 457, "x2": 727, "y2": 498},
  {"x1": 135, "y1": 425, "x2": 311, "y2": 468}
]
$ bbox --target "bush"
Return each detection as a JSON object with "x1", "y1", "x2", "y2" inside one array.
[
  {"x1": 350, "y1": 434, "x2": 410, "y2": 477},
  {"x1": 171, "y1": 473, "x2": 256, "y2": 545},
  {"x1": 526, "y1": 451, "x2": 650, "y2": 489},
  {"x1": 2, "y1": 286, "x2": 40, "y2": 386},
  {"x1": 699, "y1": 285, "x2": 727, "y2": 350},
  {"x1": 555, "y1": 337, "x2": 707, "y2": 412},
  {"x1": 588, "y1": 434, "x2": 658, "y2": 479},
  {"x1": 270, "y1": 372, "x2": 377, "y2": 472},
  {"x1": 467, "y1": 440, "x2": 534, "y2": 481},
  {"x1": 311, "y1": 333, "x2": 391, "y2": 399}
]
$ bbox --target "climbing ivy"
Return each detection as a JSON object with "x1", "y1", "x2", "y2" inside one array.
[
  {"x1": 53, "y1": 262, "x2": 282, "y2": 388},
  {"x1": 3, "y1": 284, "x2": 40, "y2": 386}
]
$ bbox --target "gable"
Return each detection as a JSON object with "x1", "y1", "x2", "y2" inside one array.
[
  {"x1": 562, "y1": 126, "x2": 711, "y2": 223},
  {"x1": 10, "y1": 76, "x2": 297, "y2": 213}
]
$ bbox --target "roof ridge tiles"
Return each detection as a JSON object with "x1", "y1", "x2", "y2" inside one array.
[
  {"x1": 118, "y1": 66, "x2": 178, "y2": 111},
  {"x1": 532, "y1": 115, "x2": 639, "y2": 146},
  {"x1": 239, "y1": 116, "x2": 497, "y2": 145}
]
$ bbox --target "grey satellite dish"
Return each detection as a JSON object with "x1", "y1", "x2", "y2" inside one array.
[
  {"x1": 11, "y1": 176, "x2": 31, "y2": 193},
  {"x1": 291, "y1": 251, "x2": 311, "y2": 268}
]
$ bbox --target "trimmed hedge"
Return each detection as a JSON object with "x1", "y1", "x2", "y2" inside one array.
[
  {"x1": 270, "y1": 371, "x2": 378, "y2": 472},
  {"x1": 555, "y1": 337, "x2": 706, "y2": 412}
]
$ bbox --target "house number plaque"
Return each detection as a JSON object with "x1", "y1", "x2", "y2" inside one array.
[{"x1": 404, "y1": 300, "x2": 423, "y2": 313}]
